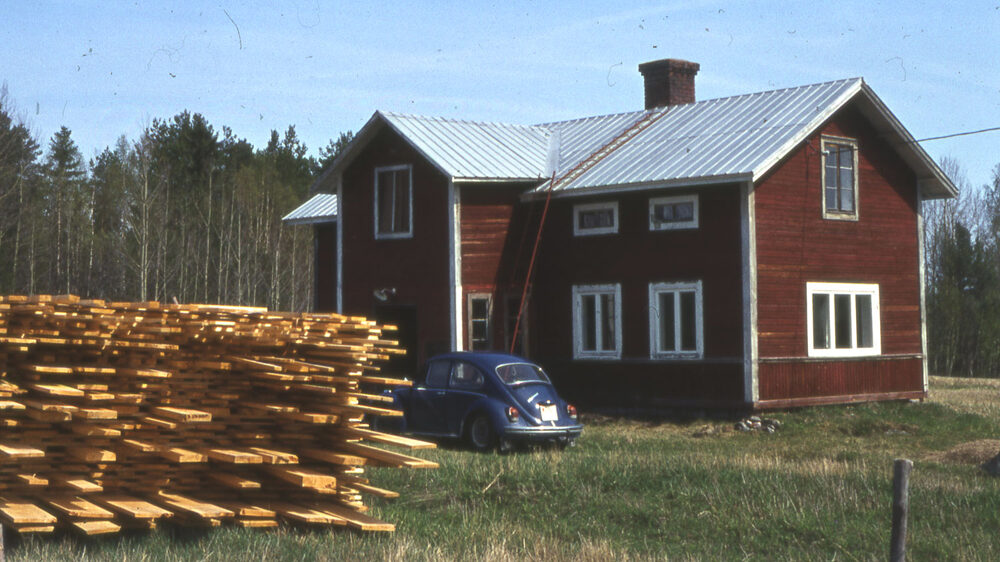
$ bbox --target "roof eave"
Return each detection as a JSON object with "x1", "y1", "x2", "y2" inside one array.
[
  {"x1": 282, "y1": 216, "x2": 338, "y2": 226},
  {"x1": 521, "y1": 173, "x2": 752, "y2": 201}
]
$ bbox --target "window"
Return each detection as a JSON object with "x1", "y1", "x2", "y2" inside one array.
[
  {"x1": 573, "y1": 201, "x2": 618, "y2": 236},
  {"x1": 450, "y1": 361, "x2": 485, "y2": 390},
  {"x1": 806, "y1": 282, "x2": 880, "y2": 357},
  {"x1": 467, "y1": 294, "x2": 492, "y2": 351},
  {"x1": 649, "y1": 195, "x2": 698, "y2": 230},
  {"x1": 572, "y1": 284, "x2": 622, "y2": 359},
  {"x1": 374, "y1": 165, "x2": 413, "y2": 238},
  {"x1": 649, "y1": 281, "x2": 703, "y2": 359},
  {"x1": 425, "y1": 359, "x2": 450, "y2": 388},
  {"x1": 821, "y1": 137, "x2": 858, "y2": 220}
]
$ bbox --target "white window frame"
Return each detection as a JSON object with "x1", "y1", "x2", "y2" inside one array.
[
  {"x1": 374, "y1": 164, "x2": 414, "y2": 239},
  {"x1": 821, "y1": 136, "x2": 859, "y2": 221},
  {"x1": 467, "y1": 293, "x2": 492, "y2": 351},
  {"x1": 649, "y1": 194, "x2": 699, "y2": 231},
  {"x1": 648, "y1": 281, "x2": 704, "y2": 359},
  {"x1": 572, "y1": 284, "x2": 622, "y2": 359},
  {"x1": 806, "y1": 282, "x2": 881, "y2": 358},
  {"x1": 573, "y1": 201, "x2": 619, "y2": 236}
]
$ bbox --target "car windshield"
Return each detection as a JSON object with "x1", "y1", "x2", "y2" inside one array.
[{"x1": 495, "y1": 362, "x2": 550, "y2": 385}]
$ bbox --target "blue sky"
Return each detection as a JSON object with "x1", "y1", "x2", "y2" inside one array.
[{"x1": 3, "y1": 1, "x2": 999, "y2": 189}]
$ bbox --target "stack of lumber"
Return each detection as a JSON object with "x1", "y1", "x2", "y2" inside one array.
[{"x1": 0, "y1": 294, "x2": 436, "y2": 536}]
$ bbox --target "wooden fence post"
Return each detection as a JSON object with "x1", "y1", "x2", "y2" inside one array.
[{"x1": 890, "y1": 458, "x2": 913, "y2": 562}]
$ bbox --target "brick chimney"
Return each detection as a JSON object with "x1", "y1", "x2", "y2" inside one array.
[{"x1": 638, "y1": 59, "x2": 700, "y2": 109}]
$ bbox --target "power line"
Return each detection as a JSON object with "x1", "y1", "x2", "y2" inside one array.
[{"x1": 915, "y1": 125, "x2": 1000, "y2": 143}]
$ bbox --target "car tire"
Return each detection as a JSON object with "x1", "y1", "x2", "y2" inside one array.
[{"x1": 466, "y1": 414, "x2": 496, "y2": 452}]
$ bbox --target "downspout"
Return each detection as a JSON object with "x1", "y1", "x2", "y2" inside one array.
[
  {"x1": 916, "y1": 182, "x2": 928, "y2": 394},
  {"x1": 336, "y1": 173, "x2": 344, "y2": 314},
  {"x1": 741, "y1": 180, "x2": 759, "y2": 406},
  {"x1": 449, "y1": 178, "x2": 463, "y2": 351}
]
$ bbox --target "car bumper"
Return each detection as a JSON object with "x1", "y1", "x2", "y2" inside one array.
[{"x1": 502, "y1": 424, "x2": 583, "y2": 441}]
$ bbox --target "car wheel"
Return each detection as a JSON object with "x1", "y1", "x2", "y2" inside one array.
[{"x1": 466, "y1": 414, "x2": 496, "y2": 452}]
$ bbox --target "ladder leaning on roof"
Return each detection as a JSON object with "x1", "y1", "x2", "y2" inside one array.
[{"x1": 507, "y1": 108, "x2": 669, "y2": 354}]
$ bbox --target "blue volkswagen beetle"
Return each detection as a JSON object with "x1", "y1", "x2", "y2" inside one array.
[{"x1": 385, "y1": 352, "x2": 583, "y2": 451}]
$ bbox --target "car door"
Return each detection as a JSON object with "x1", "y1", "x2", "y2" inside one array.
[
  {"x1": 407, "y1": 359, "x2": 452, "y2": 435},
  {"x1": 445, "y1": 360, "x2": 488, "y2": 436}
]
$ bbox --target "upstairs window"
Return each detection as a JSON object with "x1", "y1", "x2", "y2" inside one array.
[
  {"x1": 649, "y1": 281, "x2": 703, "y2": 359},
  {"x1": 572, "y1": 284, "x2": 622, "y2": 359},
  {"x1": 806, "y1": 282, "x2": 880, "y2": 357},
  {"x1": 375, "y1": 165, "x2": 413, "y2": 238},
  {"x1": 822, "y1": 137, "x2": 859, "y2": 220},
  {"x1": 649, "y1": 195, "x2": 698, "y2": 230},
  {"x1": 573, "y1": 201, "x2": 618, "y2": 236}
]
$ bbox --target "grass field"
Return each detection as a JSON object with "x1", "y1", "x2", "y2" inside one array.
[{"x1": 9, "y1": 376, "x2": 1000, "y2": 561}]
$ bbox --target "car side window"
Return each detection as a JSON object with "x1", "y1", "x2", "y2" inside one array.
[
  {"x1": 450, "y1": 361, "x2": 485, "y2": 391},
  {"x1": 425, "y1": 360, "x2": 450, "y2": 389}
]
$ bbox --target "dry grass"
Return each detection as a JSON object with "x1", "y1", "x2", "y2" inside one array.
[{"x1": 930, "y1": 375, "x2": 1000, "y2": 418}]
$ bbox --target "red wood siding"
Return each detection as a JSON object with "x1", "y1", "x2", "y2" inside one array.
[
  {"x1": 341, "y1": 127, "x2": 452, "y2": 368},
  {"x1": 529, "y1": 184, "x2": 746, "y2": 405},
  {"x1": 547, "y1": 361, "x2": 745, "y2": 409},
  {"x1": 753, "y1": 103, "x2": 924, "y2": 401},
  {"x1": 459, "y1": 183, "x2": 537, "y2": 350},
  {"x1": 757, "y1": 358, "x2": 923, "y2": 406}
]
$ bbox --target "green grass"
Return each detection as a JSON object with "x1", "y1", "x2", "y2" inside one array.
[{"x1": 8, "y1": 376, "x2": 1000, "y2": 561}]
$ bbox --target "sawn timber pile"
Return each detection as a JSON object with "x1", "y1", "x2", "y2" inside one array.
[{"x1": 0, "y1": 294, "x2": 436, "y2": 536}]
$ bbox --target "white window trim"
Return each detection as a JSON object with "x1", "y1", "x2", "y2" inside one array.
[
  {"x1": 648, "y1": 281, "x2": 704, "y2": 360},
  {"x1": 649, "y1": 194, "x2": 699, "y2": 231},
  {"x1": 806, "y1": 282, "x2": 881, "y2": 358},
  {"x1": 573, "y1": 201, "x2": 619, "y2": 236},
  {"x1": 820, "y1": 136, "x2": 859, "y2": 221},
  {"x1": 374, "y1": 164, "x2": 414, "y2": 239},
  {"x1": 467, "y1": 293, "x2": 492, "y2": 351},
  {"x1": 572, "y1": 284, "x2": 622, "y2": 360}
]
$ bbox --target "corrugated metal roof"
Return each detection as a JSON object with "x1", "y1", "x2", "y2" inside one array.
[
  {"x1": 282, "y1": 193, "x2": 338, "y2": 224},
  {"x1": 321, "y1": 77, "x2": 955, "y2": 199},
  {"x1": 380, "y1": 112, "x2": 551, "y2": 180},
  {"x1": 534, "y1": 78, "x2": 863, "y2": 193}
]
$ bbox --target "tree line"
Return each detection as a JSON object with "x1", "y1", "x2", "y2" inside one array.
[
  {"x1": 0, "y1": 83, "x2": 351, "y2": 312},
  {"x1": 925, "y1": 158, "x2": 1000, "y2": 377}
]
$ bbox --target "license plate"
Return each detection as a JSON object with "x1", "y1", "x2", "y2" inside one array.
[{"x1": 539, "y1": 404, "x2": 558, "y2": 421}]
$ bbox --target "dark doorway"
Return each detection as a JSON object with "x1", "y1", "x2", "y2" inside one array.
[{"x1": 373, "y1": 304, "x2": 419, "y2": 376}]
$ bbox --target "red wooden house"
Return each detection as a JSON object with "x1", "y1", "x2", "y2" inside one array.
[{"x1": 284, "y1": 59, "x2": 956, "y2": 410}]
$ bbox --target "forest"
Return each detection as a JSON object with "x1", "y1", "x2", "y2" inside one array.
[
  {"x1": 1, "y1": 84, "x2": 998, "y2": 377},
  {"x1": 0, "y1": 84, "x2": 351, "y2": 313}
]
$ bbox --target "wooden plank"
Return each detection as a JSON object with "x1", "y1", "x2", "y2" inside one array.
[
  {"x1": 16, "y1": 474, "x2": 49, "y2": 487},
  {"x1": 270, "y1": 502, "x2": 345, "y2": 525},
  {"x1": 203, "y1": 448, "x2": 263, "y2": 464},
  {"x1": 152, "y1": 406, "x2": 212, "y2": 423},
  {"x1": 71, "y1": 520, "x2": 121, "y2": 535},
  {"x1": 206, "y1": 472, "x2": 261, "y2": 489},
  {"x1": 45, "y1": 496, "x2": 115, "y2": 519},
  {"x1": 247, "y1": 447, "x2": 298, "y2": 464},
  {"x1": 52, "y1": 477, "x2": 103, "y2": 493},
  {"x1": 155, "y1": 493, "x2": 233, "y2": 519},
  {"x1": 66, "y1": 447, "x2": 116, "y2": 463},
  {"x1": 95, "y1": 495, "x2": 173, "y2": 520},
  {"x1": 0, "y1": 444, "x2": 45, "y2": 459},
  {"x1": 300, "y1": 449, "x2": 367, "y2": 466},
  {"x1": 343, "y1": 426, "x2": 437, "y2": 449},
  {"x1": 338, "y1": 442, "x2": 439, "y2": 469},
  {"x1": 157, "y1": 448, "x2": 206, "y2": 463},
  {"x1": 262, "y1": 465, "x2": 336, "y2": 490},
  {"x1": 314, "y1": 503, "x2": 395, "y2": 532},
  {"x1": 0, "y1": 497, "x2": 58, "y2": 524},
  {"x1": 28, "y1": 383, "x2": 85, "y2": 397}
]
